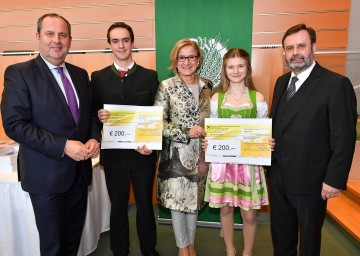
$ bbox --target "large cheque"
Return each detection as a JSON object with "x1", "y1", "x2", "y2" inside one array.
[
  {"x1": 101, "y1": 104, "x2": 163, "y2": 150},
  {"x1": 205, "y1": 118, "x2": 272, "y2": 166}
]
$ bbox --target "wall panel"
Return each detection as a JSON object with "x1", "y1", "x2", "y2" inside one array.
[
  {"x1": 0, "y1": 0, "x2": 147, "y2": 9},
  {"x1": 254, "y1": 30, "x2": 349, "y2": 49},
  {"x1": 0, "y1": 0, "x2": 155, "y2": 52},
  {"x1": 254, "y1": 0, "x2": 350, "y2": 14},
  {"x1": 251, "y1": 48, "x2": 284, "y2": 108},
  {"x1": 0, "y1": 4, "x2": 154, "y2": 26},
  {"x1": 253, "y1": 12, "x2": 349, "y2": 34},
  {"x1": 252, "y1": 0, "x2": 351, "y2": 79}
]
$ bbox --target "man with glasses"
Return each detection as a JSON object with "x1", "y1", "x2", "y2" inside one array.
[
  {"x1": 268, "y1": 23, "x2": 357, "y2": 256},
  {"x1": 91, "y1": 22, "x2": 160, "y2": 256}
]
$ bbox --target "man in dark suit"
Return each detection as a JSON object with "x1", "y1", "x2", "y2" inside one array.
[
  {"x1": 91, "y1": 22, "x2": 160, "y2": 256},
  {"x1": 1, "y1": 13, "x2": 101, "y2": 256},
  {"x1": 269, "y1": 24, "x2": 357, "y2": 256}
]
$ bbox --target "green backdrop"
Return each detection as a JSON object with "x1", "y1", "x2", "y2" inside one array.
[
  {"x1": 155, "y1": 0, "x2": 254, "y2": 226},
  {"x1": 155, "y1": 0, "x2": 254, "y2": 87}
]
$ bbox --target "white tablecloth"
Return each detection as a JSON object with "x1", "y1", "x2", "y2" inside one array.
[{"x1": 0, "y1": 164, "x2": 111, "y2": 256}]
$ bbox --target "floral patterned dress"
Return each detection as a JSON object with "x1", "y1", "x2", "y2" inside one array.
[
  {"x1": 205, "y1": 89, "x2": 269, "y2": 211},
  {"x1": 154, "y1": 75, "x2": 212, "y2": 213}
]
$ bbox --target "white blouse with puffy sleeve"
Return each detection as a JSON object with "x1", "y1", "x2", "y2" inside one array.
[{"x1": 210, "y1": 99, "x2": 268, "y2": 118}]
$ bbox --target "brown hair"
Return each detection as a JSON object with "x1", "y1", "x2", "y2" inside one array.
[
  {"x1": 169, "y1": 38, "x2": 203, "y2": 75},
  {"x1": 218, "y1": 48, "x2": 255, "y2": 93},
  {"x1": 107, "y1": 22, "x2": 134, "y2": 44},
  {"x1": 37, "y1": 13, "x2": 71, "y2": 36},
  {"x1": 282, "y1": 23, "x2": 316, "y2": 48}
]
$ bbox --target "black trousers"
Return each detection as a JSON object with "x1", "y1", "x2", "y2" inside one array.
[
  {"x1": 105, "y1": 164, "x2": 157, "y2": 256},
  {"x1": 29, "y1": 169, "x2": 88, "y2": 256},
  {"x1": 268, "y1": 160, "x2": 327, "y2": 256}
]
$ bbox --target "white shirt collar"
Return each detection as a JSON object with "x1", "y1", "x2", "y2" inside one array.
[
  {"x1": 39, "y1": 54, "x2": 65, "y2": 70},
  {"x1": 290, "y1": 60, "x2": 316, "y2": 87},
  {"x1": 114, "y1": 61, "x2": 134, "y2": 71}
]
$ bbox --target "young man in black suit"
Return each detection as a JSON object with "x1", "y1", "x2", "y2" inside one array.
[
  {"x1": 1, "y1": 13, "x2": 101, "y2": 256},
  {"x1": 268, "y1": 23, "x2": 357, "y2": 256},
  {"x1": 91, "y1": 22, "x2": 160, "y2": 256}
]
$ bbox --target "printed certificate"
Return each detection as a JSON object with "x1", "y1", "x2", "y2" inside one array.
[
  {"x1": 205, "y1": 118, "x2": 272, "y2": 165},
  {"x1": 101, "y1": 104, "x2": 163, "y2": 150}
]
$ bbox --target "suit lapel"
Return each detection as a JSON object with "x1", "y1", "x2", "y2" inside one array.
[
  {"x1": 282, "y1": 63, "x2": 322, "y2": 128},
  {"x1": 34, "y1": 56, "x2": 77, "y2": 124}
]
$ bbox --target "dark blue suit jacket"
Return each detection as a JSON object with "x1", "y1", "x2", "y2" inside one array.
[{"x1": 1, "y1": 55, "x2": 101, "y2": 193}]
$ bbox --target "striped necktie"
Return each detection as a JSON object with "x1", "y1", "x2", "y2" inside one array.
[{"x1": 287, "y1": 76, "x2": 298, "y2": 101}]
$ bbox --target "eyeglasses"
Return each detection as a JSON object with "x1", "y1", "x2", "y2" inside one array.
[
  {"x1": 284, "y1": 43, "x2": 311, "y2": 53},
  {"x1": 177, "y1": 55, "x2": 198, "y2": 62}
]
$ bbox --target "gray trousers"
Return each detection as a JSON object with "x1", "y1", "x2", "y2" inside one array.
[{"x1": 171, "y1": 210, "x2": 198, "y2": 248}]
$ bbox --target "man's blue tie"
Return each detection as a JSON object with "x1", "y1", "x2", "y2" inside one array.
[{"x1": 56, "y1": 67, "x2": 79, "y2": 123}]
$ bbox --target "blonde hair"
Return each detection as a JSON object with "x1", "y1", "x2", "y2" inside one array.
[
  {"x1": 219, "y1": 48, "x2": 255, "y2": 93},
  {"x1": 169, "y1": 38, "x2": 203, "y2": 75}
]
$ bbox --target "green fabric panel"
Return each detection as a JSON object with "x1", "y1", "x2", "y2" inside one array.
[
  {"x1": 155, "y1": 0, "x2": 254, "y2": 88},
  {"x1": 156, "y1": 0, "x2": 254, "y2": 225}
]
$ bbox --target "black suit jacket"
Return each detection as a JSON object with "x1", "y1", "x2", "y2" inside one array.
[
  {"x1": 1, "y1": 55, "x2": 101, "y2": 193},
  {"x1": 91, "y1": 63, "x2": 159, "y2": 170},
  {"x1": 269, "y1": 62, "x2": 357, "y2": 194}
]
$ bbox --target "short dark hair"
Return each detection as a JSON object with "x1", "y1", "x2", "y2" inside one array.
[
  {"x1": 282, "y1": 24, "x2": 316, "y2": 47},
  {"x1": 37, "y1": 13, "x2": 71, "y2": 36},
  {"x1": 107, "y1": 22, "x2": 134, "y2": 44}
]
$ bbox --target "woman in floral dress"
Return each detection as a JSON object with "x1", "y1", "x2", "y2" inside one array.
[{"x1": 154, "y1": 38, "x2": 213, "y2": 256}]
